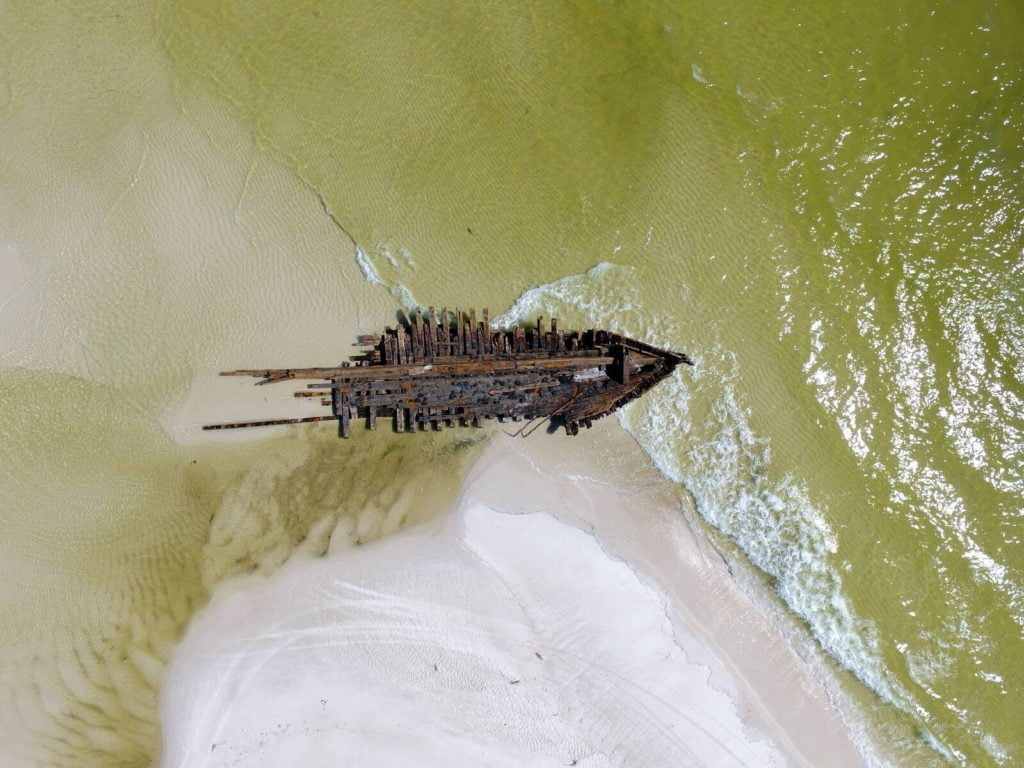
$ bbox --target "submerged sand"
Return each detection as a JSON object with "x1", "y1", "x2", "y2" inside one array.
[
  {"x1": 160, "y1": 425, "x2": 864, "y2": 767},
  {"x1": 0, "y1": 4, "x2": 477, "y2": 765}
]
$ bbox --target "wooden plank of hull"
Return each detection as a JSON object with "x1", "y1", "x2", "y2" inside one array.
[
  {"x1": 224, "y1": 355, "x2": 614, "y2": 384},
  {"x1": 340, "y1": 394, "x2": 351, "y2": 438},
  {"x1": 202, "y1": 415, "x2": 337, "y2": 431},
  {"x1": 456, "y1": 309, "x2": 465, "y2": 356},
  {"x1": 411, "y1": 311, "x2": 419, "y2": 359}
]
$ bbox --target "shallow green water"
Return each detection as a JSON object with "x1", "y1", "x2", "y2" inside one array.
[{"x1": 159, "y1": 1, "x2": 1023, "y2": 764}]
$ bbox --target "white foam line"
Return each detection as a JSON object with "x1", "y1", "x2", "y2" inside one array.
[
  {"x1": 492, "y1": 264, "x2": 909, "y2": 763},
  {"x1": 354, "y1": 245, "x2": 384, "y2": 286}
]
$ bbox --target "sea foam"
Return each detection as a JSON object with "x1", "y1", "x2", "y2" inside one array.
[{"x1": 490, "y1": 263, "x2": 917, "y2": 761}]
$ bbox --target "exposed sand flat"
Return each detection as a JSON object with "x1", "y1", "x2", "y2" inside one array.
[
  {"x1": 469, "y1": 425, "x2": 869, "y2": 767},
  {"x1": 162, "y1": 504, "x2": 781, "y2": 766},
  {"x1": 161, "y1": 423, "x2": 865, "y2": 767}
]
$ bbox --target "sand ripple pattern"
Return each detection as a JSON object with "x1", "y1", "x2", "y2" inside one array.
[{"x1": 0, "y1": 3, "x2": 481, "y2": 765}]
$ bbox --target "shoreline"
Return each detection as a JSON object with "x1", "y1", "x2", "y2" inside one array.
[
  {"x1": 462, "y1": 423, "x2": 867, "y2": 767},
  {"x1": 159, "y1": 421, "x2": 866, "y2": 767}
]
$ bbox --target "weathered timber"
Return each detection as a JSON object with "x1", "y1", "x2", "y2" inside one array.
[
  {"x1": 206, "y1": 310, "x2": 692, "y2": 437},
  {"x1": 203, "y1": 414, "x2": 338, "y2": 430}
]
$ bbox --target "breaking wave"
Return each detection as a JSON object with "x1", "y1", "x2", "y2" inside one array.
[{"x1": 489, "y1": 262, "x2": 917, "y2": 760}]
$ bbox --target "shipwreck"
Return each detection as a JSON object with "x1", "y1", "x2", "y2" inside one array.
[{"x1": 204, "y1": 309, "x2": 691, "y2": 437}]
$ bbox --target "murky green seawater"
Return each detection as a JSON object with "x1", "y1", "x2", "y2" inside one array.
[
  {"x1": 2, "y1": 0, "x2": 1020, "y2": 765},
  {"x1": 158, "y1": 2, "x2": 1023, "y2": 765}
]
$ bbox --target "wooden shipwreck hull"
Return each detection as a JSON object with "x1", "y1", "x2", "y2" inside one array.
[{"x1": 204, "y1": 309, "x2": 692, "y2": 437}]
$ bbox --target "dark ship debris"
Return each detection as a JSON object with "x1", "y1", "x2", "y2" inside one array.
[{"x1": 203, "y1": 309, "x2": 692, "y2": 437}]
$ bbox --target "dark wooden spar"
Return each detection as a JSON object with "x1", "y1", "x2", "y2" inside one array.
[{"x1": 204, "y1": 309, "x2": 692, "y2": 437}]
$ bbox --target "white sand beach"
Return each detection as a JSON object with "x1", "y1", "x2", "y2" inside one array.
[{"x1": 160, "y1": 423, "x2": 864, "y2": 767}]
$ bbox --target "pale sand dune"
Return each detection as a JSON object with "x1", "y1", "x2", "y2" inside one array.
[{"x1": 160, "y1": 424, "x2": 864, "y2": 767}]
